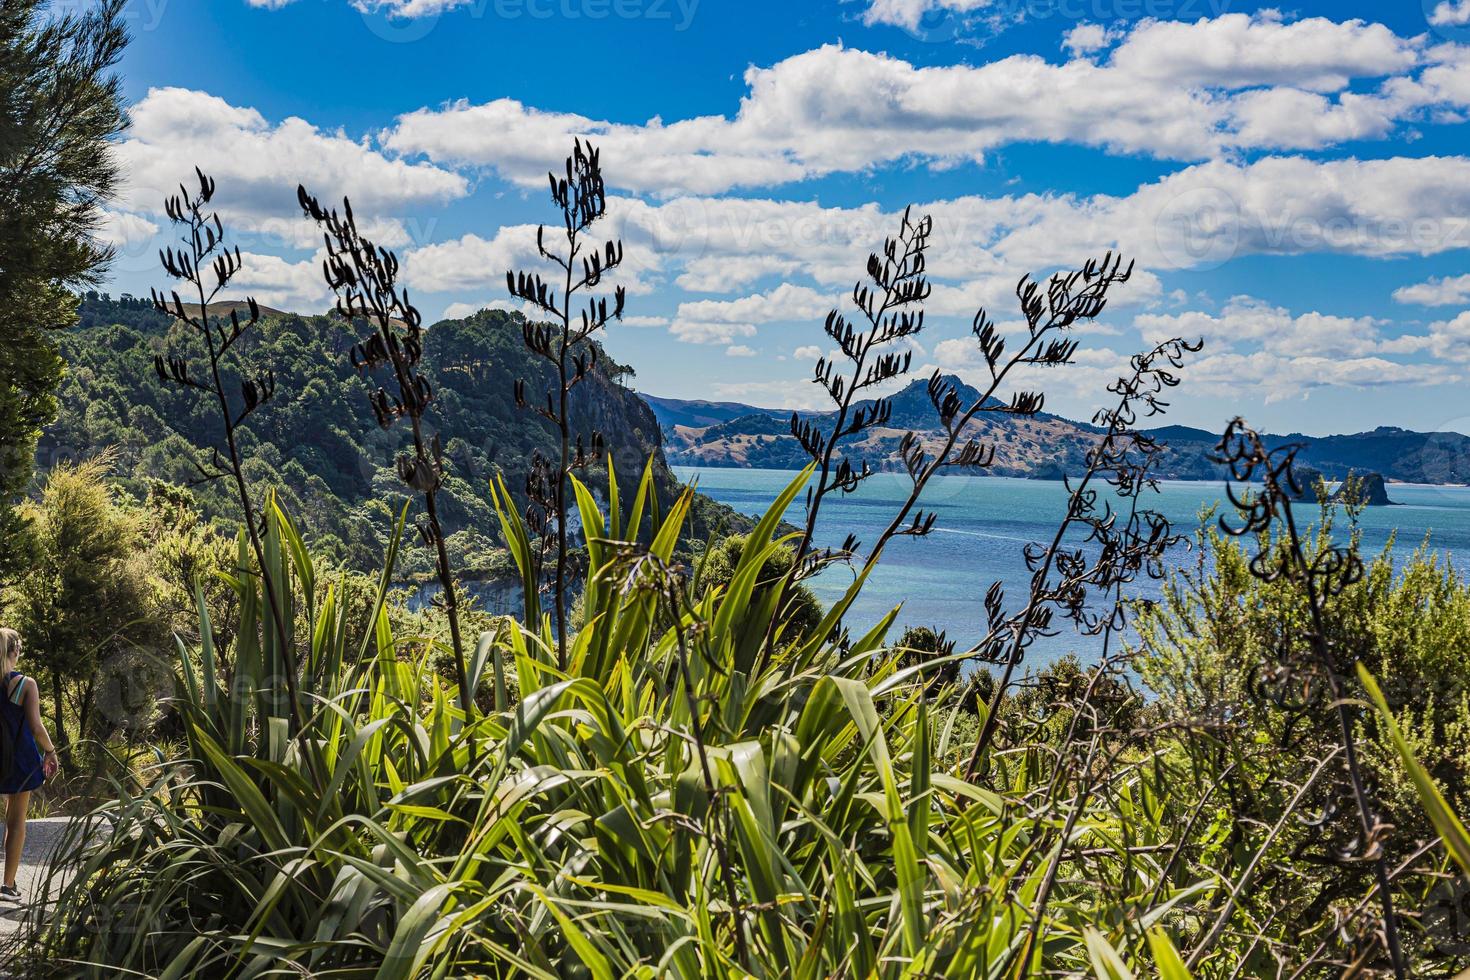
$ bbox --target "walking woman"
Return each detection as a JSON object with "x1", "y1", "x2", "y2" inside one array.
[{"x1": 0, "y1": 628, "x2": 57, "y2": 902}]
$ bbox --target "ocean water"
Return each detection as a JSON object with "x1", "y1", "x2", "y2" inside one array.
[{"x1": 675, "y1": 467, "x2": 1470, "y2": 666}]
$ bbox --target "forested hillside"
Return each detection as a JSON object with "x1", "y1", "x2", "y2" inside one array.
[{"x1": 47, "y1": 294, "x2": 734, "y2": 577}]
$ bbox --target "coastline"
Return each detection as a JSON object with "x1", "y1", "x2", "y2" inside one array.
[{"x1": 673, "y1": 465, "x2": 1470, "y2": 491}]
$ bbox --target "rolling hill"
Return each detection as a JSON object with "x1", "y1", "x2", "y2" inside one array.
[{"x1": 651, "y1": 380, "x2": 1470, "y2": 485}]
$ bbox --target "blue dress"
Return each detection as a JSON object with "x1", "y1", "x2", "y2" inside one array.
[{"x1": 0, "y1": 673, "x2": 43, "y2": 794}]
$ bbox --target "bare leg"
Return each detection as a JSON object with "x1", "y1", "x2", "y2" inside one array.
[{"x1": 3, "y1": 792, "x2": 28, "y2": 888}]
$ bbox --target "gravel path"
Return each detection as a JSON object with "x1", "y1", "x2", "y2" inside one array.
[{"x1": 0, "y1": 818, "x2": 75, "y2": 969}]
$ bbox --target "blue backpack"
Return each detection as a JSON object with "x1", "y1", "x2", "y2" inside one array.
[{"x1": 0, "y1": 673, "x2": 27, "y2": 781}]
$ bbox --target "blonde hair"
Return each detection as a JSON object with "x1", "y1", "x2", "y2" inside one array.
[{"x1": 0, "y1": 628, "x2": 20, "y2": 667}]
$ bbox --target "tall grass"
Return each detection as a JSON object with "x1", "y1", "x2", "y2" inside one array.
[{"x1": 16, "y1": 461, "x2": 1241, "y2": 979}]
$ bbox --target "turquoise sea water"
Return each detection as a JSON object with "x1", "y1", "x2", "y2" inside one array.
[{"x1": 675, "y1": 467, "x2": 1470, "y2": 665}]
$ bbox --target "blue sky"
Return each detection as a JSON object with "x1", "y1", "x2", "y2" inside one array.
[{"x1": 97, "y1": 0, "x2": 1470, "y2": 435}]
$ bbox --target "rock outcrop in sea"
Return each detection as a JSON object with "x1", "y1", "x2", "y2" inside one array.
[
  {"x1": 1333, "y1": 471, "x2": 1395, "y2": 506},
  {"x1": 1286, "y1": 465, "x2": 1328, "y2": 501},
  {"x1": 1028, "y1": 460, "x2": 1068, "y2": 481}
]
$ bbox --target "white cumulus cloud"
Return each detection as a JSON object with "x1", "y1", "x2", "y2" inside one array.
[
  {"x1": 382, "y1": 15, "x2": 1458, "y2": 196},
  {"x1": 118, "y1": 87, "x2": 468, "y2": 247},
  {"x1": 1393, "y1": 273, "x2": 1470, "y2": 306}
]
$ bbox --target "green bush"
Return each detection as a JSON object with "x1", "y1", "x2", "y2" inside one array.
[
  {"x1": 16, "y1": 463, "x2": 1470, "y2": 978},
  {"x1": 4, "y1": 458, "x2": 172, "y2": 760},
  {"x1": 697, "y1": 531, "x2": 824, "y2": 640},
  {"x1": 1136, "y1": 509, "x2": 1470, "y2": 837},
  {"x1": 23, "y1": 470, "x2": 1222, "y2": 978},
  {"x1": 1134, "y1": 503, "x2": 1470, "y2": 973}
]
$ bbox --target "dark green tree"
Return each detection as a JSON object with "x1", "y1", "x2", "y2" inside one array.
[{"x1": 0, "y1": 0, "x2": 127, "y2": 579}]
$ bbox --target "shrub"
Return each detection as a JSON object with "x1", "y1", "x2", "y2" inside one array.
[
  {"x1": 1135, "y1": 512, "x2": 1470, "y2": 843},
  {"x1": 699, "y1": 532, "x2": 824, "y2": 640},
  {"x1": 21, "y1": 475, "x2": 1213, "y2": 977}
]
